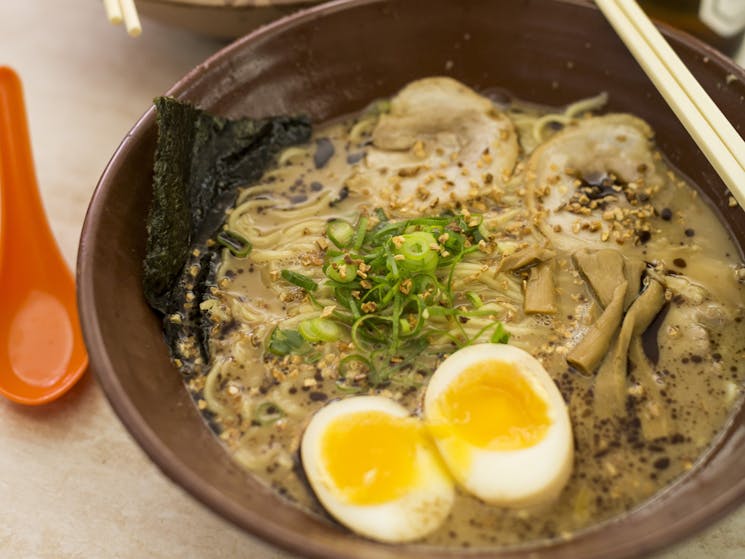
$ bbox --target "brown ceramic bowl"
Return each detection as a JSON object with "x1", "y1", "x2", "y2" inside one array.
[
  {"x1": 136, "y1": 0, "x2": 322, "y2": 39},
  {"x1": 77, "y1": 0, "x2": 745, "y2": 557}
]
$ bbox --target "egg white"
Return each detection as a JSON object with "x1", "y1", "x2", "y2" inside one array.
[
  {"x1": 424, "y1": 343, "x2": 574, "y2": 508},
  {"x1": 301, "y1": 396, "x2": 455, "y2": 543}
]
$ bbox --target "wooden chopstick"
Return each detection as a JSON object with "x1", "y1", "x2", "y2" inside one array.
[
  {"x1": 596, "y1": 0, "x2": 745, "y2": 208},
  {"x1": 120, "y1": 0, "x2": 142, "y2": 37},
  {"x1": 102, "y1": 0, "x2": 142, "y2": 37},
  {"x1": 102, "y1": 0, "x2": 123, "y2": 25},
  {"x1": 613, "y1": 0, "x2": 745, "y2": 166}
]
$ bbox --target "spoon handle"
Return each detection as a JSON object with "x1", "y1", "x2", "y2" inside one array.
[
  {"x1": 0, "y1": 67, "x2": 88, "y2": 405},
  {"x1": 0, "y1": 66, "x2": 60, "y2": 268}
]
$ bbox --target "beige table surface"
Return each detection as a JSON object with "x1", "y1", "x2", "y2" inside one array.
[{"x1": 1, "y1": 1, "x2": 744, "y2": 558}]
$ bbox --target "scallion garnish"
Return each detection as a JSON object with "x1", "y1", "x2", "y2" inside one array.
[
  {"x1": 254, "y1": 402, "x2": 285, "y2": 425},
  {"x1": 267, "y1": 327, "x2": 322, "y2": 362},
  {"x1": 395, "y1": 231, "x2": 439, "y2": 273},
  {"x1": 217, "y1": 230, "x2": 252, "y2": 257},
  {"x1": 326, "y1": 219, "x2": 355, "y2": 248},
  {"x1": 280, "y1": 269, "x2": 318, "y2": 292},
  {"x1": 270, "y1": 211, "x2": 507, "y2": 388},
  {"x1": 298, "y1": 317, "x2": 343, "y2": 343},
  {"x1": 466, "y1": 291, "x2": 483, "y2": 308},
  {"x1": 324, "y1": 255, "x2": 357, "y2": 283},
  {"x1": 490, "y1": 322, "x2": 510, "y2": 344},
  {"x1": 338, "y1": 354, "x2": 371, "y2": 379},
  {"x1": 267, "y1": 328, "x2": 306, "y2": 356},
  {"x1": 352, "y1": 216, "x2": 369, "y2": 251}
]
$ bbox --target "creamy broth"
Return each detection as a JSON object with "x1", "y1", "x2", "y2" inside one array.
[{"x1": 175, "y1": 78, "x2": 745, "y2": 547}]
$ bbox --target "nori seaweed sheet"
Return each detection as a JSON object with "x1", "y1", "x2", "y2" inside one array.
[{"x1": 142, "y1": 96, "x2": 312, "y2": 370}]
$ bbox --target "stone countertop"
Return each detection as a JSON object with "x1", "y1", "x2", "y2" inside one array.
[{"x1": 0, "y1": 1, "x2": 743, "y2": 558}]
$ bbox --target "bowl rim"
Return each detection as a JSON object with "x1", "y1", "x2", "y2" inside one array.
[
  {"x1": 78, "y1": 0, "x2": 745, "y2": 557},
  {"x1": 137, "y1": 0, "x2": 321, "y2": 8}
]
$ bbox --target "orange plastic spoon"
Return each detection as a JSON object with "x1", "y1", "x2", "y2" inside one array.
[{"x1": 0, "y1": 66, "x2": 88, "y2": 405}]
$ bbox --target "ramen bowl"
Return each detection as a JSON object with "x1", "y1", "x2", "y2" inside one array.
[
  {"x1": 136, "y1": 0, "x2": 322, "y2": 39},
  {"x1": 77, "y1": 0, "x2": 745, "y2": 557}
]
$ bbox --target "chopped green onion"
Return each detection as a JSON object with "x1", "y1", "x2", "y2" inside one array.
[
  {"x1": 280, "y1": 269, "x2": 318, "y2": 292},
  {"x1": 426, "y1": 305, "x2": 450, "y2": 318},
  {"x1": 348, "y1": 297, "x2": 361, "y2": 320},
  {"x1": 325, "y1": 256, "x2": 357, "y2": 283},
  {"x1": 305, "y1": 349, "x2": 323, "y2": 363},
  {"x1": 338, "y1": 354, "x2": 371, "y2": 379},
  {"x1": 217, "y1": 230, "x2": 252, "y2": 257},
  {"x1": 490, "y1": 322, "x2": 510, "y2": 344},
  {"x1": 326, "y1": 219, "x2": 355, "y2": 248},
  {"x1": 254, "y1": 402, "x2": 285, "y2": 425},
  {"x1": 267, "y1": 328, "x2": 306, "y2": 356},
  {"x1": 478, "y1": 220, "x2": 492, "y2": 241},
  {"x1": 466, "y1": 291, "x2": 483, "y2": 308},
  {"x1": 395, "y1": 231, "x2": 439, "y2": 273},
  {"x1": 298, "y1": 317, "x2": 343, "y2": 343},
  {"x1": 335, "y1": 380, "x2": 363, "y2": 393},
  {"x1": 386, "y1": 253, "x2": 400, "y2": 279},
  {"x1": 269, "y1": 210, "x2": 501, "y2": 387},
  {"x1": 352, "y1": 216, "x2": 369, "y2": 251}
]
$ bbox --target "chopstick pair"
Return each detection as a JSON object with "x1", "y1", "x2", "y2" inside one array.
[
  {"x1": 103, "y1": 0, "x2": 142, "y2": 37},
  {"x1": 596, "y1": 0, "x2": 745, "y2": 208}
]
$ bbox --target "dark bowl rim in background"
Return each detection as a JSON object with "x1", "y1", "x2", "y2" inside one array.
[
  {"x1": 77, "y1": 1, "x2": 745, "y2": 558},
  {"x1": 138, "y1": 0, "x2": 319, "y2": 6}
]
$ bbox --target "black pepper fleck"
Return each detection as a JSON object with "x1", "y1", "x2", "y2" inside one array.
[
  {"x1": 653, "y1": 457, "x2": 670, "y2": 470},
  {"x1": 330, "y1": 185, "x2": 349, "y2": 207},
  {"x1": 313, "y1": 138, "x2": 335, "y2": 169},
  {"x1": 346, "y1": 151, "x2": 365, "y2": 164}
]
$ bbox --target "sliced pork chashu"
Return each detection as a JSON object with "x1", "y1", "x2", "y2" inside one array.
[
  {"x1": 526, "y1": 114, "x2": 664, "y2": 250},
  {"x1": 347, "y1": 77, "x2": 519, "y2": 216}
]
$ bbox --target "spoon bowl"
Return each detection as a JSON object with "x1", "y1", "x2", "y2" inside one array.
[{"x1": 0, "y1": 66, "x2": 88, "y2": 405}]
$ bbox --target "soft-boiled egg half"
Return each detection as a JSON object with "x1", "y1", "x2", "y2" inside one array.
[
  {"x1": 424, "y1": 343, "x2": 573, "y2": 508},
  {"x1": 300, "y1": 395, "x2": 454, "y2": 543}
]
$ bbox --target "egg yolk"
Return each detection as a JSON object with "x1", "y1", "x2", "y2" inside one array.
[
  {"x1": 434, "y1": 360, "x2": 550, "y2": 451},
  {"x1": 321, "y1": 411, "x2": 420, "y2": 505}
]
